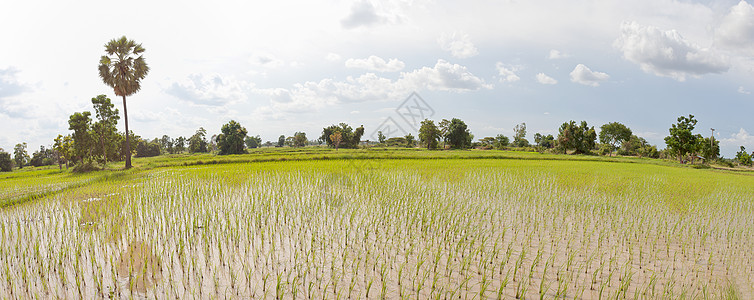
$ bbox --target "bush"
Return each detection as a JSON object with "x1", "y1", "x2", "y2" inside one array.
[
  {"x1": 136, "y1": 141, "x2": 161, "y2": 157},
  {"x1": 0, "y1": 151, "x2": 12, "y2": 172}
]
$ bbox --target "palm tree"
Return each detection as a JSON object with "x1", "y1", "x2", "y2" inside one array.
[{"x1": 98, "y1": 36, "x2": 149, "y2": 169}]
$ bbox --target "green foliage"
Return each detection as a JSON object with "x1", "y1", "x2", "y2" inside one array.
[
  {"x1": 68, "y1": 111, "x2": 93, "y2": 164},
  {"x1": 188, "y1": 128, "x2": 209, "y2": 153},
  {"x1": 446, "y1": 118, "x2": 472, "y2": 149},
  {"x1": 278, "y1": 135, "x2": 286, "y2": 147},
  {"x1": 599, "y1": 122, "x2": 632, "y2": 156},
  {"x1": 377, "y1": 131, "x2": 386, "y2": 144},
  {"x1": 405, "y1": 133, "x2": 416, "y2": 148},
  {"x1": 419, "y1": 119, "x2": 440, "y2": 150},
  {"x1": 618, "y1": 135, "x2": 660, "y2": 158},
  {"x1": 292, "y1": 132, "x2": 308, "y2": 148},
  {"x1": 320, "y1": 123, "x2": 365, "y2": 149},
  {"x1": 91, "y1": 95, "x2": 120, "y2": 166},
  {"x1": 245, "y1": 135, "x2": 262, "y2": 149},
  {"x1": 664, "y1": 114, "x2": 698, "y2": 163},
  {"x1": 174, "y1": 136, "x2": 187, "y2": 153},
  {"x1": 735, "y1": 146, "x2": 752, "y2": 166},
  {"x1": 0, "y1": 150, "x2": 12, "y2": 172},
  {"x1": 385, "y1": 137, "x2": 407, "y2": 147},
  {"x1": 98, "y1": 36, "x2": 150, "y2": 169},
  {"x1": 697, "y1": 137, "x2": 720, "y2": 161},
  {"x1": 12, "y1": 143, "x2": 29, "y2": 169},
  {"x1": 29, "y1": 146, "x2": 56, "y2": 167},
  {"x1": 494, "y1": 134, "x2": 510, "y2": 149},
  {"x1": 557, "y1": 120, "x2": 596, "y2": 154},
  {"x1": 534, "y1": 133, "x2": 555, "y2": 149},
  {"x1": 135, "y1": 140, "x2": 161, "y2": 157},
  {"x1": 217, "y1": 120, "x2": 248, "y2": 155},
  {"x1": 512, "y1": 123, "x2": 530, "y2": 147},
  {"x1": 53, "y1": 134, "x2": 73, "y2": 168}
]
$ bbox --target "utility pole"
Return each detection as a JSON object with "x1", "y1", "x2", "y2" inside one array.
[{"x1": 710, "y1": 128, "x2": 715, "y2": 148}]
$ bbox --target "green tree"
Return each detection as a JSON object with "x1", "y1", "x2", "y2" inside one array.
[
  {"x1": 557, "y1": 120, "x2": 596, "y2": 154},
  {"x1": 494, "y1": 134, "x2": 510, "y2": 149},
  {"x1": 446, "y1": 118, "x2": 472, "y2": 149},
  {"x1": 735, "y1": 146, "x2": 752, "y2": 166},
  {"x1": 534, "y1": 133, "x2": 555, "y2": 149},
  {"x1": 599, "y1": 122, "x2": 632, "y2": 157},
  {"x1": 697, "y1": 137, "x2": 719, "y2": 161},
  {"x1": 135, "y1": 139, "x2": 161, "y2": 157},
  {"x1": 174, "y1": 136, "x2": 186, "y2": 153},
  {"x1": 188, "y1": 128, "x2": 208, "y2": 153},
  {"x1": 664, "y1": 114, "x2": 698, "y2": 163},
  {"x1": 13, "y1": 143, "x2": 29, "y2": 169},
  {"x1": 377, "y1": 131, "x2": 386, "y2": 144},
  {"x1": 512, "y1": 123, "x2": 529, "y2": 147},
  {"x1": 405, "y1": 133, "x2": 416, "y2": 148},
  {"x1": 245, "y1": 135, "x2": 262, "y2": 149},
  {"x1": 277, "y1": 135, "x2": 286, "y2": 147},
  {"x1": 293, "y1": 132, "x2": 308, "y2": 147},
  {"x1": 0, "y1": 149, "x2": 11, "y2": 172},
  {"x1": 53, "y1": 134, "x2": 74, "y2": 169},
  {"x1": 320, "y1": 123, "x2": 364, "y2": 149},
  {"x1": 419, "y1": 119, "x2": 440, "y2": 150},
  {"x1": 217, "y1": 120, "x2": 248, "y2": 155},
  {"x1": 91, "y1": 95, "x2": 120, "y2": 168},
  {"x1": 160, "y1": 135, "x2": 174, "y2": 154},
  {"x1": 68, "y1": 111, "x2": 93, "y2": 164},
  {"x1": 99, "y1": 36, "x2": 150, "y2": 169}
]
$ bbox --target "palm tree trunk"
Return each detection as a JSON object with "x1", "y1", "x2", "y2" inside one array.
[{"x1": 122, "y1": 95, "x2": 131, "y2": 169}]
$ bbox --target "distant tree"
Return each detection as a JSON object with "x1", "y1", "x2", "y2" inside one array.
[
  {"x1": 405, "y1": 133, "x2": 416, "y2": 148},
  {"x1": 53, "y1": 134, "x2": 74, "y2": 169},
  {"x1": 446, "y1": 118, "x2": 472, "y2": 149},
  {"x1": 174, "y1": 136, "x2": 186, "y2": 153},
  {"x1": 479, "y1": 137, "x2": 495, "y2": 148},
  {"x1": 599, "y1": 122, "x2": 632, "y2": 157},
  {"x1": 494, "y1": 134, "x2": 510, "y2": 149},
  {"x1": 664, "y1": 115, "x2": 698, "y2": 163},
  {"x1": 245, "y1": 135, "x2": 262, "y2": 149},
  {"x1": 512, "y1": 123, "x2": 530, "y2": 147},
  {"x1": 534, "y1": 133, "x2": 555, "y2": 149},
  {"x1": 160, "y1": 135, "x2": 174, "y2": 154},
  {"x1": 377, "y1": 131, "x2": 386, "y2": 145},
  {"x1": 13, "y1": 143, "x2": 29, "y2": 169},
  {"x1": 277, "y1": 135, "x2": 286, "y2": 147},
  {"x1": 217, "y1": 120, "x2": 248, "y2": 155},
  {"x1": 438, "y1": 119, "x2": 451, "y2": 148},
  {"x1": 91, "y1": 95, "x2": 120, "y2": 167},
  {"x1": 329, "y1": 131, "x2": 343, "y2": 150},
  {"x1": 320, "y1": 123, "x2": 364, "y2": 149},
  {"x1": 385, "y1": 137, "x2": 407, "y2": 147},
  {"x1": 0, "y1": 150, "x2": 11, "y2": 172},
  {"x1": 620, "y1": 135, "x2": 659, "y2": 158},
  {"x1": 292, "y1": 132, "x2": 308, "y2": 147},
  {"x1": 419, "y1": 119, "x2": 440, "y2": 150},
  {"x1": 99, "y1": 36, "x2": 150, "y2": 169},
  {"x1": 695, "y1": 137, "x2": 719, "y2": 162},
  {"x1": 29, "y1": 146, "x2": 55, "y2": 167},
  {"x1": 135, "y1": 139, "x2": 161, "y2": 157},
  {"x1": 68, "y1": 111, "x2": 93, "y2": 164},
  {"x1": 735, "y1": 146, "x2": 752, "y2": 166},
  {"x1": 557, "y1": 120, "x2": 596, "y2": 154},
  {"x1": 188, "y1": 127, "x2": 209, "y2": 153}
]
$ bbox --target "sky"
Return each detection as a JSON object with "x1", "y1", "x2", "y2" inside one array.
[{"x1": 1, "y1": 0, "x2": 753, "y2": 158}]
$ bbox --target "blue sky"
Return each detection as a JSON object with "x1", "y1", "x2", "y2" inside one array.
[{"x1": 1, "y1": 0, "x2": 753, "y2": 157}]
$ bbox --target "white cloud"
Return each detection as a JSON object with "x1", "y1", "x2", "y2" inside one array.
[
  {"x1": 615, "y1": 21, "x2": 730, "y2": 81},
  {"x1": 738, "y1": 86, "x2": 751, "y2": 94},
  {"x1": 536, "y1": 73, "x2": 558, "y2": 85},
  {"x1": 716, "y1": 1, "x2": 754, "y2": 55},
  {"x1": 438, "y1": 31, "x2": 479, "y2": 59},
  {"x1": 495, "y1": 62, "x2": 520, "y2": 83},
  {"x1": 548, "y1": 49, "x2": 569, "y2": 59},
  {"x1": 402, "y1": 59, "x2": 491, "y2": 92},
  {"x1": 252, "y1": 54, "x2": 285, "y2": 68},
  {"x1": 341, "y1": 1, "x2": 385, "y2": 29},
  {"x1": 165, "y1": 73, "x2": 251, "y2": 107},
  {"x1": 325, "y1": 53, "x2": 342, "y2": 62},
  {"x1": 345, "y1": 55, "x2": 405, "y2": 72},
  {"x1": 721, "y1": 128, "x2": 754, "y2": 148},
  {"x1": 0, "y1": 67, "x2": 28, "y2": 99},
  {"x1": 569, "y1": 64, "x2": 610, "y2": 87}
]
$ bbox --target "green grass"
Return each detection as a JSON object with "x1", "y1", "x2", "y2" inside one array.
[{"x1": 1, "y1": 149, "x2": 753, "y2": 298}]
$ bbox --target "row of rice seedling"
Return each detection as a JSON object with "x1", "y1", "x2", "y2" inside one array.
[{"x1": 0, "y1": 159, "x2": 751, "y2": 298}]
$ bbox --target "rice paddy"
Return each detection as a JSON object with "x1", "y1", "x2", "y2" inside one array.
[{"x1": 1, "y1": 156, "x2": 753, "y2": 298}]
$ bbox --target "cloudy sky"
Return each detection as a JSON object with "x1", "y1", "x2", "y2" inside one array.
[{"x1": 1, "y1": 0, "x2": 753, "y2": 157}]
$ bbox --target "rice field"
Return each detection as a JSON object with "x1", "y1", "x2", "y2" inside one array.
[{"x1": 1, "y1": 158, "x2": 753, "y2": 299}]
